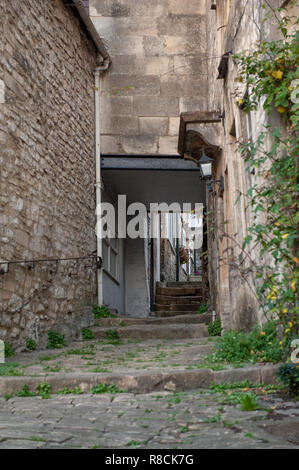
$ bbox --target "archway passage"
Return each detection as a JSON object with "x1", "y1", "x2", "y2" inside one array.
[{"x1": 100, "y1": 154, "x2": 207, "y2": 318}]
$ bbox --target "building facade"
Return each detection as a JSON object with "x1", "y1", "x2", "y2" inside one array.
[
  {"x1": 2, "y1": 0, "x2": 296, "y2": 348},
  {"x1": 202, "y1": 0, "x2": 298, "y2": 331},
  {"x1": 0, "y1": 0, "x2": 107, "y2": 348}
]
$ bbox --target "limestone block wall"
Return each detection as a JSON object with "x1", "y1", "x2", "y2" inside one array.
[
  {"x1": 90, "y1": 0, "x2": 208, "y2": 155},
  {"x1": 0, "y1": 0, "x2": 99, "y2": 349},
  {"x1": 205, "y1": 0, "x2": 299, "y2": 331}
]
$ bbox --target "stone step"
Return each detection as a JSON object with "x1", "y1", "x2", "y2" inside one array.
[
  {"x1": 155, "y1": 295, "x2": 203, "y2": 304},
  {"x1": 156, "y1": 287, "x2": 201, "y2": 296},
  {"x1": 91, "y1": 323, "x2": 208, "y2": 341},
  {"x1": 95, "y1": 314, "x2": 210, "y2": 327},
  {"x1": 167, "y1": 281, "x2": 202, "y2": 288},
  {"x1": 151, "y1": 312, "x2": 212, "y2": 321},
  {"x1": 155, "y1": 303, "x2": 201, "y2": 312},
  {"x1": 0, "y1": 364, "x2": 280, "y2": 395}
]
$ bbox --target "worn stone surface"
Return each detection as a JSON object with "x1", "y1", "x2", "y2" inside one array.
[
  {"x1": 1, "y1": 318, "x2": 296, "y2": 449},
  {"x1": 0, "y1": 0, "x2": 99, "y2": 348},
  {"x1": 0, "y1": 328, "x2": 281, "y2": 395},
  {"x1": 0, "y1": 389, "x2": 298, "y2": 449}
]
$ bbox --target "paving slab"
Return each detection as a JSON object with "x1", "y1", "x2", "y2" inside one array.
[
  {"x1": 0, "y1": 322, "x2": 297, "y2": 449},
  {"x1": 0, "y1": 390, "x2": 297, "y2": 449}
]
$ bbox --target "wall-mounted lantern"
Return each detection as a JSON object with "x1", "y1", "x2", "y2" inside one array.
[{"x1": 197, "y1": 150, "x2": 224, "y2": 193}]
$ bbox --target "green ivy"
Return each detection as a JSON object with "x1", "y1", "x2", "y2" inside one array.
[{"x1": 232, "y1": 6, "x2": 299, "y2": 357}]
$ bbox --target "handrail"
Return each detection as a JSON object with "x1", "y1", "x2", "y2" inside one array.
[{"x1": 0, "y1": 255, "x2": 102, "y2": 274}]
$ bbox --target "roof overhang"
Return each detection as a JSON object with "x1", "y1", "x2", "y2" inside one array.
[
  {"x1": 101, "y1": 155, "x2": 206, "y2": 208},
  {"x1": 101, "y1": 155, "x2": 203, "y2": 171},
  {"x1": 69, "y1": 0, "x2": 110, "y2": 61}
]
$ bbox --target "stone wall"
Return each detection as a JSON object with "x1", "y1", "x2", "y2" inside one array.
[
  {"x1": 90, "y1": 0, "x2": 208, "y2": 155},
  {"x1": 160, "y1": 239, "x2": 188, "y2": 283},
  {"x1": 205, "y1": 0, "x2": 299, "y2": 331},
  {"x1": 0, "y1": 0, "x2": 99, "y2": 349}
]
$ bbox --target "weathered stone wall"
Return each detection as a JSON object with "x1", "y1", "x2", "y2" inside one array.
[
  {"x1": 205, "y1": 0, "x2": 299, "y2": 331},
  {"x1": 90, "y1": 0, "x2": 208, "y2": 155},
  {"x1": 0, "y1": 0, "x2": 99, "y2": 349},
  {"x1": 160, "y1": 240, "x2": 188, "y2": 283}
]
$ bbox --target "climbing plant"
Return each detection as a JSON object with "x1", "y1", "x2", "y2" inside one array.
[{"x1": 231, "y1": 3, "x2": 299, "y2": 356}]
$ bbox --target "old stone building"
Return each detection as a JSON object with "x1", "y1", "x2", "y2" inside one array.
[
  {"x1": 0, "y1": 0, "x2": 109, "y2": 348},
  {"x1": 1, "y1": 0, "x2": 297, "y2": 349},
  {"x1": 200, "y1": 0, "x2": 298, "y2": 331}
]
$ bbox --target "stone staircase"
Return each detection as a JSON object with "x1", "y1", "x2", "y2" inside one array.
[
  {"x1": 90, "y1": 281, "x2": 210, "y2": 341},
  {"x1": 91, "y1": 313, "x2": 210, "y2": 341},
  {"x1": 152, "y1": 281, "x2": 206, "y2": 318}
]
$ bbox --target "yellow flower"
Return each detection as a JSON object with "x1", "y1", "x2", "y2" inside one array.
[
  {"x1": 288, "y1": 322, "x2": 293, "y2": 328},
  {"x1": 291, "y1": 281, "x2": 296, "y2": 292},
  {"x1": 293, "y1": 257, "x2": 299, "y2": 264},
  {"x1": 277, "y1": 106, "x2": 286, "y2": 113},
  {"x1": 285, "y1": 328, "x2": 290, "y2": 334},
  {"x1": 260, "y1": 331, "x2": 266, "y2": 336},
  {"x1": 282, "y1": 233, "x2": 289, "y2": 239},
  {"x1": 282, "y1": 308, "x2": 288, "y2": 313},
  {"x1": 272, "y1": 70, "x2": 283, "y2": 79},
  {"x1": 279, "y1": 341, "x2": 283, "y2": 345},
  {"x1": 242, "y1": 388, "x2": 249, "y2": 392}
]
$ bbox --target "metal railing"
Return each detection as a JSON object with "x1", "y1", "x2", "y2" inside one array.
[{"x1": 0, "y1": 255, "x2": 102, "y2": 275}]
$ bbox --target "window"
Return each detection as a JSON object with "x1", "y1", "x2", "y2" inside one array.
[{"x1": 103, "y1": 235, "x2": 118, "y2": 280}]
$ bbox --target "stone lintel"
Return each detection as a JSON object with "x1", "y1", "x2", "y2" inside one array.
[{"x1": 178, "y1": 111, "x2": 222, "y2": 158}]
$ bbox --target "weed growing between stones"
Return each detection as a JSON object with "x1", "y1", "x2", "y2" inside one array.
[
  {"x1": 81, "y1": 328, "x2": 94, "y2": 340},
  {"x1": 66, "y1": 345, "x2": 95, "y2": 356},
  {"x1": 30, "y1": 436, "x2": 46, "y2": 442},
  {"x1": 42, "y1": 365, "x2": 62, "y2": 373},
  {"x1": 4, "y1": 342, "x2": 15, "y2": 358},
  {"x1": 26, "y1": 338, "x2": 36, "y2": 351},
  {"x1": 207, "y1": 319, "x2": 222, "y2": 337},
  {"x1": 239, "y1": 393, "x2": 260, "y2": 411},
  {"x1": 208, "y1": 320, "x2": 283, "y2": 365},
  {"x1": 56, "y1": 387, "x2": 83, "y2": 395},
  {"x1": 47, "y1": 330, "x2": 66, "y2": 349},
  {"x1": 106, "y1": 329, "x2": 121, "y2": 344},
  {"x1": 198, "y1": 304, "x2": 207, "y2": 314},
  {"x1": 90, "y1": 383, "x2": 126, "y2": 394},
  {"x1": 0, "y1": 362, "x2": 23, "y2": 376},
  {"x1": 209, "y1": 380, "x2": 280, "y2": 409},
  {"x1": 90, "y1": 366, "x2": 112, "y2": 373},
  {"x1": 277, "y1": 363, "x2": 299, "y2": 398},
  {"x1": 93, "y1": 305, "x2": 116, "y2": 319},
  {"x1": 17, "y1": 384, "x2": 36, "y2": 397},
  {"x1": 127, "y1": 440, "x2": 147, "y2": 448}
]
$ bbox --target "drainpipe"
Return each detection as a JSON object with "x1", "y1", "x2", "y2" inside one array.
[{"x1": 94, "y1": 57, "x2": 110, "y2": 305}]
